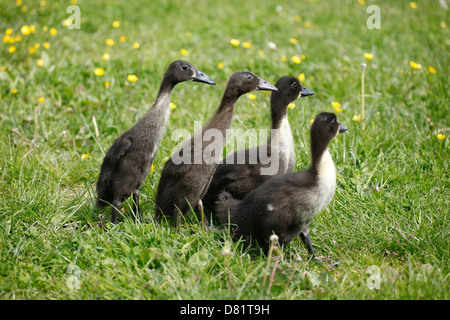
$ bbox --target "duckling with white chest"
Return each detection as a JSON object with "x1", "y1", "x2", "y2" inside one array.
[
  {"x1": 215, "y1": 112, "x2": 348, "y2": 256},
  {"x1": 96, "y1": 60, "x2": 215, "y2": 224},
  {"x1": 203, "y1": 76, "x2": 314, "y2": 211}
]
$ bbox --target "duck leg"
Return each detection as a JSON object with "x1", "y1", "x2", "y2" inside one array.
[
  {"x1": 132, "y1": 189, "x2": 144, "y2": 222},
  {"x1": 197, "y1": 199, "x2": 210, "y2": 232},
  {"x1": 299, "y1": 230, "x2": 316, "y2": 259},
  {"x1": 173, "y1": 209, "x2": 182, "y2": 234},
  {"x1": 111, "y1": 200, "x2": 122, "y2": 224}
]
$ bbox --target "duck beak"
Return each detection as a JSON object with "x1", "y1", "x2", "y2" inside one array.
[
  {"x1": 193, "y1": 69, "x2": 216, "y2": 85},
  {"x1": 300, "y1": 86, "x2": 314, "y2": 97},
  {"x1": 338, "y1": 122, "x2": 348, "y2": 134},
  {"x1": 257, "y1": 78, "x2": 278, "y2": 91}
]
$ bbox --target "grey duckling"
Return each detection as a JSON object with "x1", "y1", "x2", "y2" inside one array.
[
  {"x1": 203, "y1": 76, "x2": 314, "y2": 211},
  {"x1": 96, "y1": 60, "x2": 215, "y2": 224},
  {"x1": 154, "y1": 71, "x2": 278, "y2": 231},
  {"x1": 215, "y1": 112, "x2": 347, "y2": 256}
]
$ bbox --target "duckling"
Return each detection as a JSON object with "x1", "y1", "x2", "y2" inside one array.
[
  {"x1": 96, "y1": 60, "x2": 215, "y2": 224},
  {"x1": 203, "y1": 76, "x2": 314, "y2": 211},
  {"x1": 215, "y1": 112, "x2": 348, "y2": 256},
  {"x1": 154, "y1": 72, "x2": 278, "y2": 230}
]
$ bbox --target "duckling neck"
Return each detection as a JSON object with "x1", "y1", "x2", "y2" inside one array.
[
  {"x1": 204, "y1": 91, "x2": 239, "y2": 132},
  {"x1": 269, "y1": 113, "x2": 295, "y2": 173},
  {"x1": 270, "y1": 97, "x2": 289, "y2": 129},
  {"x1": 311, "y1": 146, "x2": 336, "y2": 187}
]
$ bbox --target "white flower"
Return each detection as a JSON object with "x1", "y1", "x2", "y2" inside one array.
[
  {"x1": 267, "y1": 41, "x2": 277, "y2": 50},
  {"x1": 270, "y1": 234, "x2": 279, "y2": 242}
]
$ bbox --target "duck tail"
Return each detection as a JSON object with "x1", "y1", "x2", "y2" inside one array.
[{"x1": 215, "y1": 191, "x2": 241, "y2": 225}]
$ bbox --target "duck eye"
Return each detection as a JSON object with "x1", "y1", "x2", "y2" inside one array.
[
  {"x1": 181, "y1": 65, "x2": 189, "y2": 71},
  {"x1": 291, "y1": 82, "x2": 298, "y2": 88},
  {"x1": 247, "y1": 74, "x2": 253, "y2": 80}
]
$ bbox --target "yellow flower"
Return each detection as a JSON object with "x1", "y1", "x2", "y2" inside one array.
[
  {"x1": 352, "y1": 114, "x2": 362, "y2": 122},
  {"x1": 127, "y1": 74, "x2": 138, "y2": 82},
  {"x1": 12, "y1": 89, "x2": 18, "y2": 94},
  {"x1": 410, "y1": 61, "x2": 422, "y2": 69},
  {"x1": 38, "y1": 97, "x2": 45, "y2": 103},
  {"x1": 258, "y1": 50, "x2": 264, "y2": 56},
  {"x1": 298, "y1": 73, "x2": 305, "y2": 82},
  {"x1": 8, "y1": 45, "x2": 16, "y2": 53},
  {"x1": 169, "y1": 102, "x2": 177, "y2": 109},
  {"x1": 289, "y1": 38, "x2": 298, "y2": 44},
  {"x1": 242, "y1": 41, "x2": 251, "y2": 49},
  {"x1": 409, "y1": 2, "x2": 417, "y2": 9},
  {"x1": 105, "y1": 39, "x2": 115, "y2": 46},
  {"x1": 62, "y1": 19, "x2": 72, "y2": 27},
  {"x1": 230, "y1": 38, "x2": 240, "y2": 47},
  {"x1": 217, "y1": 62, "x2": 224, "y2": 70},
  {"x1": 49, "y1": 28, "x2": 57, "y2": 35},
  {"x1": 119, "y1": 36, "x2": 127, "y2": 42},
  {"x1": 14, "y1": 35, "x2": 22, "y2": 42},
  {"x1": 104, "y1": 81, "x2": 110, "y2": 88},
  {"x1": 36, "y1": 59, "x2": 44, "y2": 67},
  {"x1": 70, "y1": 0, "x2": 77, "y2": 4},
  {"x1": 21, "y1": 25, "x2": 31, "y2": 35},
  {"x1": 43, "y1": 41, "x2": 50, "y2": 49},
  {"x1": 441, "y1": 21, "x2": 447, "y2": 29},
  {"x1": 436, "y1": 133, "x2": 445, "y2": 140},
  {"x1": 364, "y1": 53, "x2": 373, "y2": 60},
  {"x1": 16, "y1": 0, "x2": 22, "y2": 5},
  {"x1": 331, "y1": 101, "x2": 341, "y2": 108},
  {"x1": 281, "y1": 56, "x2": 286, "y2": 62},
  {"x1": 310, "y1": 118, "x2": 315, "y2": 124},
  {"x1": 3, "y1": 35, "x2": 11, "y2": 43},
  {"x1": 294, "y1": 15, "x2": 301, "y2": 22},
  {"x1": 81, "y1": 153, "x2": 90, "y2": 159},
  {"x1": 186, "y1": 32, "x2": 192, "y2": 38},
  {"x1": 248, "y1": 94, "x2": 257, "y2": 100},
  {"x1": 180, "y1": 49, "x2": 188, "y2": 56},
  {"x1": 303, "y1": 21, "x2": 311, "y2": 28},
  {"x1": 428, "y1": 66, "x2": 437, "y2": 74},
  {"x1": 112, "y1": 21, "x2": 120, "y2": 28},
  {"x1": 42, "y1": 26, "x2": 48, "y2": 32},
  {"x1": 102, "y1": 53, "x2": 110, "y2": 61},
  {"x1": 331, "y1": 101, "x2": 343, "y2": 112},
  {"x1": 0, "y1": 66, "x2": 6, "y2": 71},
  {"x1": 300, "y1": 54, "x2": 306, "y2": 60},
  {"x1": 132, "y1": 41, "x2": 140, "y2": 49},
  {"x1": 151, "y1": 164, "x2": 155, "y2": 173},
  {"x1": 94, "y1": 68, "x2": 105, "y2": 76},
  {"x1": 288, "y1": 102, "x2": 296, "y2": 109},
  {"x1": 358, "y1": 0, "x2": 365, "y2": 5},
  {"x1": 30, "y1": 25, "x2": 36, "y2": 34},
  {"x1": 292, "y1": 55, "x2": 301, "y2": 64},
  {"x1": 40, "y1": 0, "x2": 46, "y2": 7},
  {"x1": 5, "y1": 28, "x2": 13, "y2": 35}
]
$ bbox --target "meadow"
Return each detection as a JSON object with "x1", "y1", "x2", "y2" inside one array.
[{"x1": 0, "y1": 0, "x2": 448, "y2": 300}]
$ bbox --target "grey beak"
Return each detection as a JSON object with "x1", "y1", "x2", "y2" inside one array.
[
  {"x1": 193, "y1": 69, "x2": 216, "y2": 85},
  {"x1": 300, "y1": 86, "x2": 314, "y2": 97},
  {"x1": 338, "y1": 122, "x2": 348, "y2": 134},
  {"x1": 257, "y1": 78, "x2": 278, "y2": 91}
]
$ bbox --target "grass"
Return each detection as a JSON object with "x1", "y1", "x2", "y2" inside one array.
[{"x1": 0, "y1": 0, "x2": 449, "y2": 300}]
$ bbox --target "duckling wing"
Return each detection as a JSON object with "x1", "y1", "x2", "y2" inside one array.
[{"x1": 104, "y1": 135, "x2": 133, "y2": 164}]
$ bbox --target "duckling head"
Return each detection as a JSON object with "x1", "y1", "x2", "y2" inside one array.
[
  {"x1": 271, "y1": 76, "x2": 314, "y2": 107},
  {"x1": 165, "y1": 60, "x2": 215, "y2": 85},
  {"x1": 226, "y1": 71, "x2": 278, "y2": 97},
  {"x1": 311, "y1": 112, "x2": 348, "y2": 145}
]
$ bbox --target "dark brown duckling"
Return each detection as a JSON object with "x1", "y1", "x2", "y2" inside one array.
[
  {"x1": 203, "y1": 76, "x2": 314, "y2": 211},
  {"x1": 154, "y1": 71, "x2": 278, "y2": 231},
  {"x1": 215, "y1": 112, "x2": 348, "y2": 256},
  {"x1": 96, "y1": 60, "x2": 215, "y2": 224}
]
